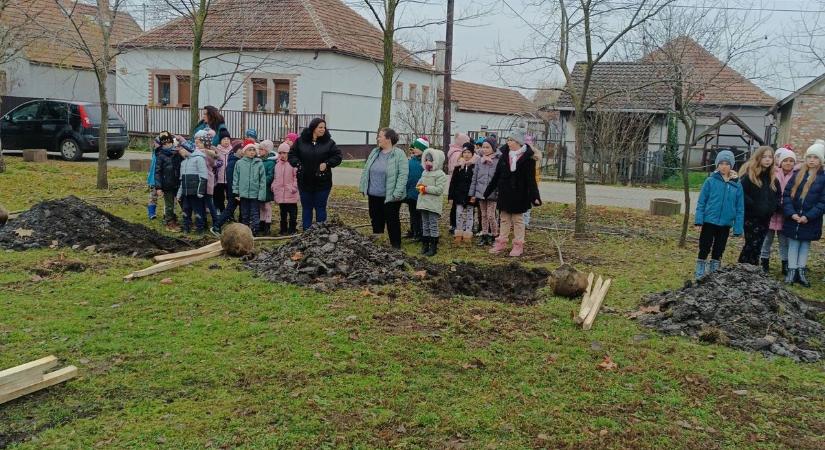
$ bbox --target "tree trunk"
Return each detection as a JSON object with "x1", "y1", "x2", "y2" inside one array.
[
  {"x1": 441, "y1": 0, "x2": 454, "y2": 151},
  {"x1": 189, "y1": 4, "x2": 206, "y2": 133},
  {"x1": 97, "y1": 69, "x2": 109, "y2": 189},
  {"x1": 574, "y1": 111, "x2": 588, "y2": 236},
  {"x1": 378, "y1": 8, "x2": 395, "y2": 129},
  {"x1": 678, "y1": 118, "x2": 695, "y2": 247}
]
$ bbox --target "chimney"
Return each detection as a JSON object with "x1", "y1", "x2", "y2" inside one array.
[{"x1": 434, "y1": 40, "x2": 446, "y2": 73}]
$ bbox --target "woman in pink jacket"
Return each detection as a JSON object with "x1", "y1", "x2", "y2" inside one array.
[
  {"x1": 760, "y1": 146, "x2": 797, "y2": 275},
  {"x1": 272, "y1": 140, "x2": 299, "y2": 235}
]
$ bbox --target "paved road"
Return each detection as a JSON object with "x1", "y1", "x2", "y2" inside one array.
[{"x1": 6, "y1": 150, "x2": 691, "y2": 212}]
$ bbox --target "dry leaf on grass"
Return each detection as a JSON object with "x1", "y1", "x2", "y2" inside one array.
[
  {"x1": 290, "y1": 251, "x2": 304, "y2": 261},
  {"x1": 597, "y1": 355, "x2": 618, "y2": 371},
  {"x1": 626, "y1": 305, "x2": 660, "y2": 319}
]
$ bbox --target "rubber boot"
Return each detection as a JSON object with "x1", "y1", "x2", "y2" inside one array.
[
  {"x1": 708, "y1": 259, "x2": 721, "y2": 274},
  {"x1": 797, "y1": 267, "x2": 811, "y2": 288},
  {"x1": 148, "y1": 204, "x2": 157, "y2": 220},
  {"x1": 784, "y1": 268, "x2": 797, "y2": 285},
  {"x1": 425, "y1": 237, "x2": 438, "y2": 257},
  {"x1": 509, "y1": 240, "x2": 524, "y2": 257},
  {"x1": 694, "y1": 259, "x2": 707, "y2": 280},
  {"x1": 760, "y1": 257, "x2": 770, "y2": 273},
  {"x1": 781, "y1": 260, "x2": 788, "y2": 276},
  {"x1": 489, "y1": 237, "x2": 508, "y2": 255},
  {"x1": 420, "y1": 236, "x2": 430, "y2": 255}
]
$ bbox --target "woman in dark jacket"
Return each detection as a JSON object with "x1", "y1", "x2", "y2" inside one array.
[
  {"x1": 738, "y1": 146, "x2": 779, "y2": 266},
  {"x1": 781, "y1": 140, "x2": 825, "y2": 287},
  {"x1": 193, "y1": 106, "x2": 228, "y2": 147},
  {"x1": 288, "y1": 118, "x2": 343, "y2": 230},
  {"x1": 483, "y1": 129, "x2": 541, "y2": 257}
]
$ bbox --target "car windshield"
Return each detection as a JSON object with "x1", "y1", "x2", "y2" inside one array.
[{"x1": 82, "y1": 105, "x2": 124, "y2": 123}]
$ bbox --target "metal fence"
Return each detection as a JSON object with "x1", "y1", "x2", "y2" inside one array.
[{"x1": 111, "y1": 103, "x2": 321, "y2": 141}]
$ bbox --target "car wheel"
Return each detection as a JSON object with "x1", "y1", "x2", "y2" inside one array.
[
  {"x1": 59, "y1": 138, "x2": 83, "y2": 161},
  {"x1": 107, "y1": 148, "x2": 125, "y2": 160}
]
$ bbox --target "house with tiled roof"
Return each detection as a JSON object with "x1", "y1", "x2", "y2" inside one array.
[
  {"x1": 0, "y1": 0, "x2": 141, "y2": 103},
  {"x1": 115, "y1": 0, "x2": 536, "y2": 145},
  {"x1": 768, "y1": 73, "x2": 825, "y2": 151},
  {"x1": 552, "y1": 37, "x2": 775, "y2": 179}
]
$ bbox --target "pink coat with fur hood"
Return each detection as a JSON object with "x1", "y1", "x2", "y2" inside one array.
[
  {"x1": 272, "y1": 159, "x2": 299, "y2": 204},
  {"x1": 769, "y1": 164, "x2": 800, "y2": 231},
  {"x1": 447, "y1": 133, "x2": 470, "y2": 174}
]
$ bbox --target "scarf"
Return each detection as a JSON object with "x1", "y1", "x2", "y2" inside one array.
[{"x1": 508, "y1": 145, "x2": 527, "y2": 172}]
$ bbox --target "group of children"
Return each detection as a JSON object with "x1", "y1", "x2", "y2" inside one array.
[
  {"x1": 695, "y1": 140, "x2": 825, "y2": 287},
  {"x1": 148, "y1": 128, "x2": 300, "y2": 236}
]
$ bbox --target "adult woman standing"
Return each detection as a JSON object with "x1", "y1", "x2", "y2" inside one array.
[
  {"x1": 737, "y1": 146, "x2": 778, "y2": 265},
  {"x1": 288, "y1": 118, "x2": 342, "y2": 230},
  {"x1": 193, "y1": 105, "x2": 229, "y2": 146},
  {"x1": 359, "y1": 128, "x2": 409, "y2": 248}
]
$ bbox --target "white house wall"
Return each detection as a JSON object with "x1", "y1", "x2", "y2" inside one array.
[
  {"x1": 2, "y1": 59, "x2": 116, "y2": 102},
  {"x1": 453, "y1": 110, "x2": 537, "y2": 135}
]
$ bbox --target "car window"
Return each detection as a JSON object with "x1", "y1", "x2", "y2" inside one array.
[
  {"x1": 10, "y1": 102, "x2": 40, "y2": 121},
  {"x1": 41, "y1": 102, "x2": 68, "y2": 121}
]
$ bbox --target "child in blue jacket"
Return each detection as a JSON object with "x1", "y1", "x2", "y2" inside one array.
[{"x1": 694, "y1": 150, "x2": 744, "y2": 279}]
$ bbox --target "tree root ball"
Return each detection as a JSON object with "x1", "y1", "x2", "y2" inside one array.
[
  {"x1": 0, "y1": 205, "x2": 8, "y2": 227},
  {"x1": 551, "y1": 264, "x2": 589, "y2": 298},
  {"x1": 221, "y1": 223, "x2": 254, "y2": 257}
]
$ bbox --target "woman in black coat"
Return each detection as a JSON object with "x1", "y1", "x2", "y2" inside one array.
[
  {"x1": 288, "y1": 118, "x2": 342, "y2": 230},
  {"x1": 483, "y1": 130, "x2": 541, "y2": 257}
]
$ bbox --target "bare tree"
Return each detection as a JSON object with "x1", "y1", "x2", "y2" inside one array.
[
  {"x1": 393, "y1": 90, "x2": 442, "y2": 145},
  {"x1": 497, "y1": 0, "x2": 675, "y2": 237},
  {"x1": 586, "y1": 107, "x2": 655, "y2": 184}
]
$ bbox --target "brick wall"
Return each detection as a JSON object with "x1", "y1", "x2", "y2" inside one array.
[{"x1": 787, "y1": 78, "x2": 825, "y2": 152}]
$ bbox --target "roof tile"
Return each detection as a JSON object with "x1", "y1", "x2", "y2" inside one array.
[{"x1": 450, "y1": 80, "x2": 536, "y2": 116}]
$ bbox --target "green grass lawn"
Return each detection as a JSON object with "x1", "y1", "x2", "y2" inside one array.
[
  {"x1": 339, "y1": 160, "x2": 365, "y2": 169},
  {"x1": 1, "y1": 159, "x2": 824, "y2": 448},
  {"x1": 659, "y1": 171, "x2": 709, "y2": 191}
]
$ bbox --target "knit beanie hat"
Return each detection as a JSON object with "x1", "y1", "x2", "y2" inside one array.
[
  {"x1": 245, "y1": 128, "x2": 258, "y2": 139},
  {"x1": 218, "y1": 128, "x2": 231, "y2": 141},
  {"x1": 461, "y1": 142, "x2": 474, "y2": 152},
  {"x1": 157, "y1": 130, "x2": 174, "y2": 144},
  {"x1": 775, "y1": 147, "x2": 796, "y2": 165},
  {"x1": 483, "y1": 138, "x2": 497, "y2": 149},
  {"x1": 260, "y1": 140, "x2": 274, "y2": 154},
  {"x1": 412, "y1": 137, "x2": 429, "y2": 151},
  {"x1": 242, "y1": 143, "x2": 258, "y2": 154},
  {"x1": 243, "y1": 138, "x2": 256, "y2": 147},
  {"x1": 714, "y1": 149, "x2": 735, "y2": 167},
  {"x1": 286, "y1": 132, "x2": 299, "y2": 142},
  {"x1": 805, "y1": 139, "x2": 825, "y2": 161},
  {"x1": 475, "y1": 136, "x2": 486, "y2": 146},
  {"x1": 507, "y1": 128, "x2": 526, "y2": 145}
]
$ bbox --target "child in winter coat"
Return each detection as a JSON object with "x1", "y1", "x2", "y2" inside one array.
[
  {"x1": 782, "y1": 140, "x2": 825, "y2": 287},
  {"x1": 213, "y1": 135, "x2": 233, "y2": 214},
  {"x1": 760, "y1": 146, "x2": 797, "y2": 275},
  {"x1": 272, "y1": 143, "x2": 299, "y2": 235},
  {"x1": 483, "y1": 129, "x2": 542, "y2": 257},
  {"x1": 177, "y1": 135, "x2": 209, "y2": 234},
  {"x1": 192, "y1": 128, "x2": 219, "y2": 229},
  {"x1": 737, "y1": 146, "x2": 778, "y2": 266},
  {"x1": 153, "y1": 131, "x2": 183, "y2": 231},
  {"x1": 449, "y1": 147, "x2": 476, "y2": 243},
  {"x1": 447, "y1": 133, "x2": 471, "y2": 231},
  {"x1": 694, "y1": 150, "x2": 744, "y2": 279},
  {"x1": 146, "y1": 134, "x2": 164, "y2": 220},
  {"x1": 232, "y1": 143, "x2": 268, "y2": 235},
  {"x1": 404, "y1": 142, "x2": 425, "y2": 240},
  {"x1": 416, "y1": 141, "x2": 448, "y2": 257},
  {"x1": 212, "y1": 140, "x2": 247, "y2": 234},
  {"x1": 258, "y1": 140, "x2": 277, "y2": 235},
  {"x1": 470, "y1": 139, "x2": 500, "y2": 246}
]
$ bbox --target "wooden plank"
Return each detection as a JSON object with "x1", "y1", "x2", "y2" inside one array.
[
  {"x1": 0, "y1": 366, "x2": 78, "y2": 405},
  {"x1": 253, "y1": 235, "x2": 295, "y2": 242},
  {"x1": 152, "y1": 241, "x2": 223, "y2": 262},
  {"x1": 578, "y1": 276, "x2": 602, "y2": 323},
  {"x1": 124, "y1": 249, "x2": 224, "y2": 281},
  {"x1": 582, "y1": 279, "x2": 612, "y2": 331},
  {"x1": 0, "y1": 356, "x2": 57, "y2": 387},
  {"x1": 577, "y1": 273, "x2": 595, "y2": 319}
]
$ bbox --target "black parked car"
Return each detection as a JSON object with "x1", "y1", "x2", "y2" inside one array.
[{"x1": 1, "y1": 99, "x2": 129, "y2": 160}]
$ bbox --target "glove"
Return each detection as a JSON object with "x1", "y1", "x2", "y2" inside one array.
[
  {"x1": 215, "y1": 159, "x2": 224, "y2": 169},
  {"x1": 416, "y1": 184, "x2": 426, "y2": 194}
]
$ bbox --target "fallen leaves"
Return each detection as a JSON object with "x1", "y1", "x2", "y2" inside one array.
[
  {"x1": 160, "y1": 278, "x2": 173, "y2": 285},
  {"x1": 596, "y1": 355, "x2": 618, "y2": 371},
  {"x1": 461, "y1": 358, "x2": 485, "y2": 370},
  {"x1": 14, "y1": 227, "x2": 33, "y2": 237},
  {"x1": 626, "y1": 305, "x2": 660, "y2": 319},
  {"x1": 290, "y1": 251, "x2": 304, "y2": 261}
]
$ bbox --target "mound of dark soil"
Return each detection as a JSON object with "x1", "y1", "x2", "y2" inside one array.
[
  {"x1": 638, "y1": 264, "x2": 825, "y2": 362},
  {"x1": 0, "y1": 196, "x2": 188, "y2": 258},
  {"x1": 247, "y1": 222, "x2": 550, "y2": 304}
]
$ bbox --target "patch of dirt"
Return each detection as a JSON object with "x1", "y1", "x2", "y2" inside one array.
[
  {"x1": 637, "y1": 264, "x2": 825, "y2": 362},
  {"x1": 247, "y1": 222, "x2": 550, "y2": 304},
  {"x1": 0, "y1": 196, "x2": 189, "y2": 257},
  {"x1": 33, "y1": 254, "x2": 87, "y2": 277}
]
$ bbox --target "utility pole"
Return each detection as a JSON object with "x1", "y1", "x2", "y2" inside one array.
[{"x1": 441, "y1": 0, "x2": 454, "y2": 151}]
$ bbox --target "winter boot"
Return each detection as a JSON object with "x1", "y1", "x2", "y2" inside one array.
[
  {"x1": 425, "y1": 237, "x2": 439, "y2": 257},
  {"x1": 694, "y1": 259, "x2": 707, "y2": 280},
  {"x1": 781, "y1": 260, "x2": 788, "y2": 276},
  {"x1": 784, "y1": 268, "x2": 797, "y2": 285},
  {"x1": 148, "y1": 204, "x2": 157, "y2": 220},
  {"x1": 478, "y1": 234, "x2": 489, "y2": 247},
  {"x1": 708, "y1": 259, "x2": 721, "y2": 274},
  {"x1": 405, "y1": 230, "x2": 415, "y2": 239},
  {"x1": 760, "y1": 257, "x2": 770, "y2": 273},
  {"x1": 420, "y1": 236, "x2": 430, "y2": 255},
  {"x1": 509, "y1": 240, "x2": 524, "y2": 257},
  {"x1": 464, "y1": 230, "x2": 474, "y2": 242},
  {"x1": 262, "y1": 222, "x2": 272, "y2": 236},
  {"x1": 454, "y1": 234, "x2": 463, "y2": 244},
  {"x1": 489, "y1": 237, "x2": 508, "y2": 255},
  {"x1": 797, "y1": 267, "x2": 811, "y2": 288}
]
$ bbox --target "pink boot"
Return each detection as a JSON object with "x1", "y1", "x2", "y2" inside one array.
[
  {"x1": 489, "y1": 237, "x2": 508, "y2": 254},
  {"x1": 509, "y1": 240, "x2": 524, "y2": 257}
]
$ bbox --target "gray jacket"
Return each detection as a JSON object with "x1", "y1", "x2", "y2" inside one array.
[{"x1": 470, "y1": 151, "x2": 501, "y2": 200}]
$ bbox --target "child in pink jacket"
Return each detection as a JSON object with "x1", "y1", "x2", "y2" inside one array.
[{"x1": 273, "y1": 142, "x2": 299, "y2": 234}]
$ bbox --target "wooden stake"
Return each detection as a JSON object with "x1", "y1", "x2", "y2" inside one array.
[
  {"x1": 124, "y1": 249, "x2": 224, "y2": 281},
  {"x1": 577, "y1": 276, "x2": 602, "y2": 324},
  {"x1": 0, "y1": 366, "x2": 77, "y2": 404},
  {"x1": 0, "y1": 356, "x2": 57, "y2": 392},
  {"x1": 582, "y1": 278, "x2": 612, "y2": 331},
  {"x1": 153, "y1": 241, "x2": 222, "y2": 262},
  {"x1": 575, "y1": 273, "x2": 595, "y2": 324}
]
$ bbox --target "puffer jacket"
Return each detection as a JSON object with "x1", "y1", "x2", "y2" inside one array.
[
  {"x1": 695, "y1": 170, "x2": 745, "y2": 235},
  {"x1": 154, "y1": 146, "x2": 182, "y2": 192},
  {"x1": 262, "y1": 154, "x2": 277, "y2": 202},
  {"x1": 359, "y1": 146, "x2": 409, "y2": 203},
  {"x1": 469, "y1": 151, "x2": 500, "y2": 200},
  {"x1": 405, "y1": 155, "x2": 424, "y2": 200},
  {"x1": 782, "y1": 168, "x2": 825, "y2": 241},
  {"x1": 484, "y1": 145, "x2": 541, "y2": 214},
  {"x1": 214, "y1": 144, "x2": 233, "y2": 185},
  {"x1": 447, "y1": 133, "x2": 470, "y2": 174},
  {"x1": 769, "y1": 166, "x2": 797, "y2": 231},
  {"x1": 448, "y1": 161, "x2": 475, "y2": 206},
  {"x1": 288, "y1": 128, "x2": 343, "y2": 192},
  {"x1": 741, "y1": 170, "x2": 779, "y2": 221},
  {"x1": 232, "y1": 156, "x2": 268, "y2": 201},
  {"x1": 416, "y1": 148, "x2": 448, "y2": 215},
  {"x1": 272, "y1": 159, "x2": 299, "y2": 204},
  {"x1": 177, "y1": 149, "x2": 208, "y2": 198},
  {"x1": 224, "y1": 144, "x2": 243, "y2": 190}
]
